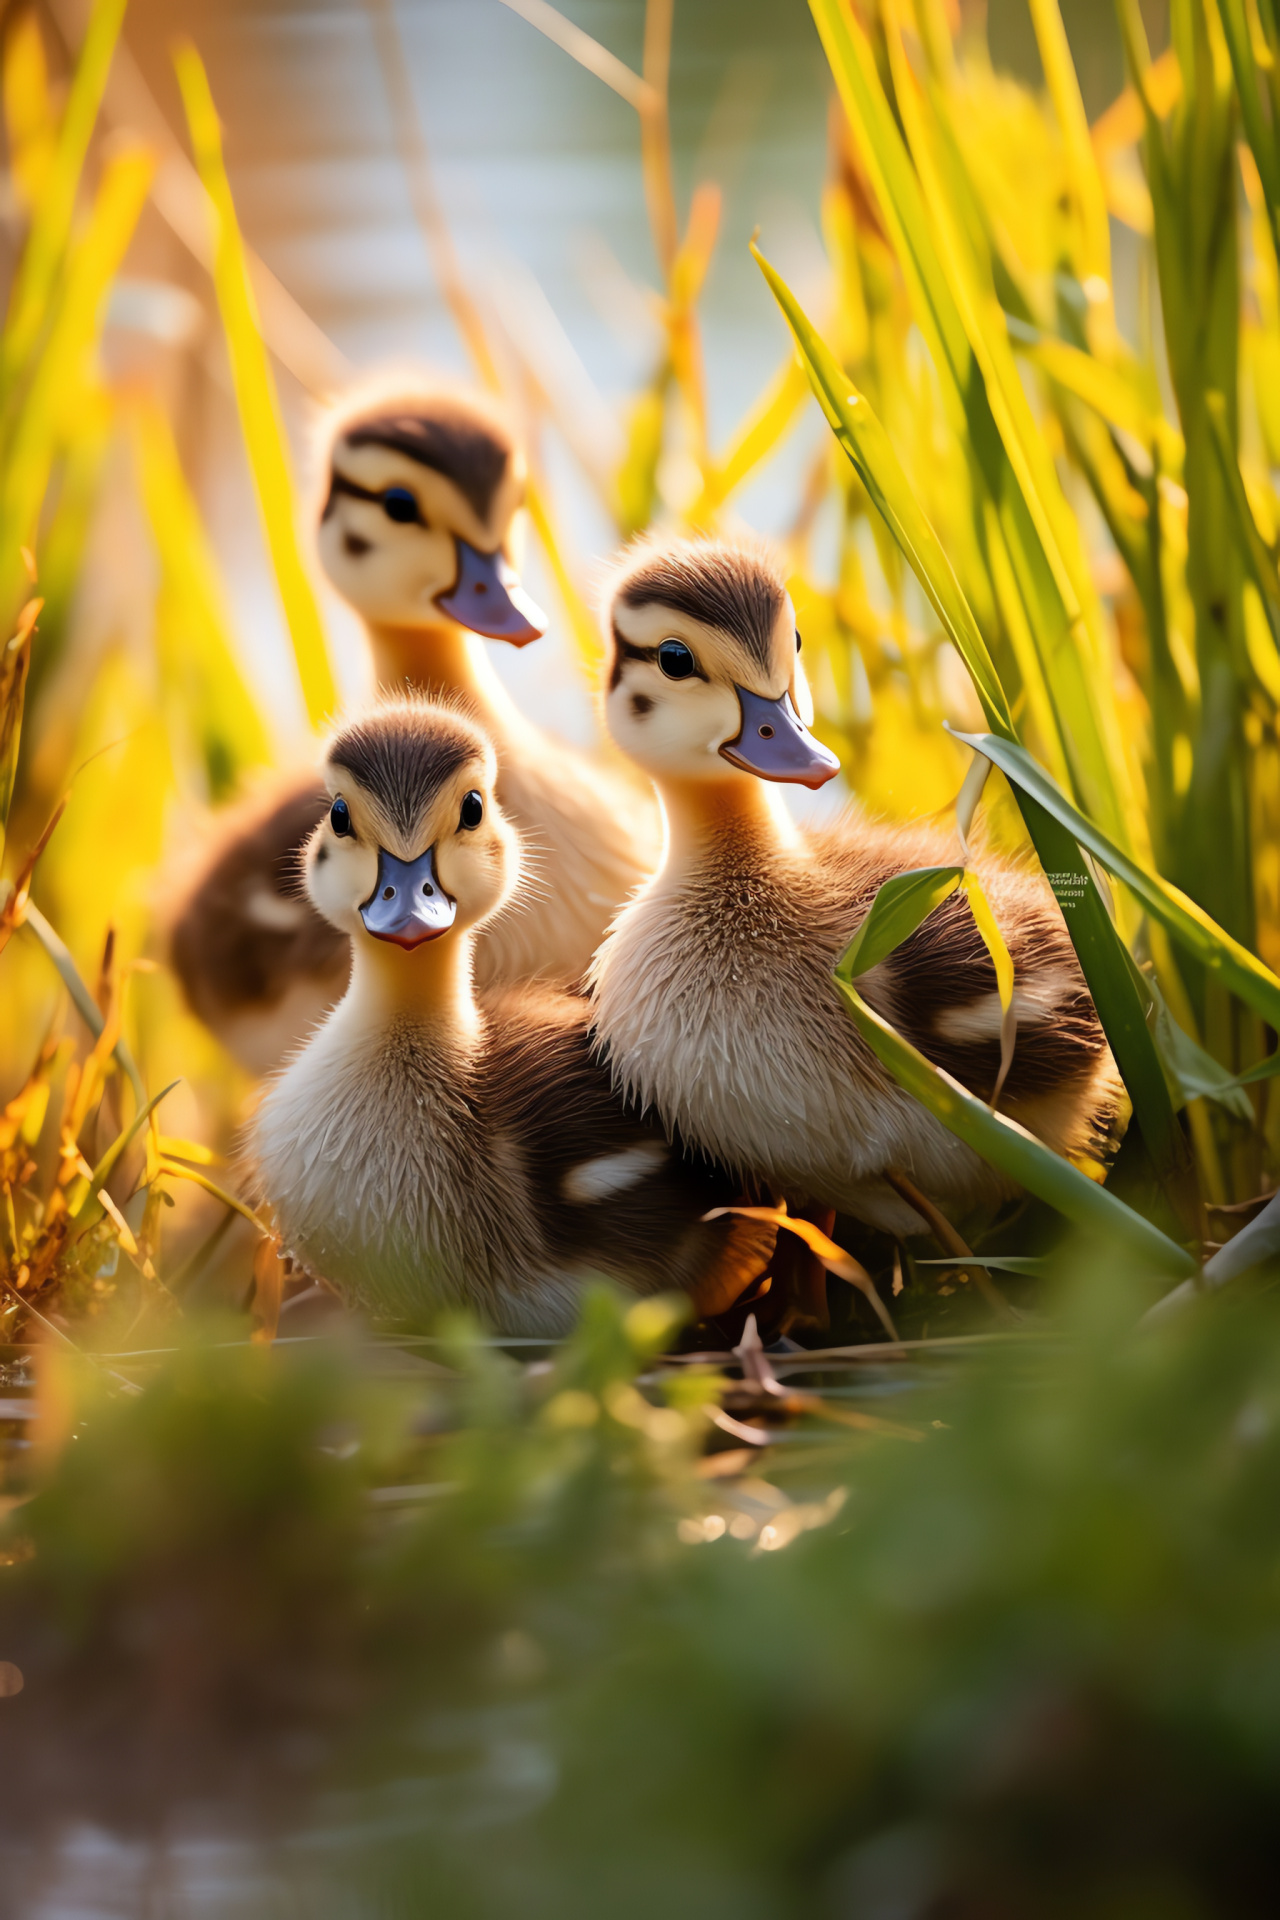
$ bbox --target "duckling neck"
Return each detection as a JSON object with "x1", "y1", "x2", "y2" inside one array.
[
  {"x1": 654, "y1": 776, "x2": 801, "y2": 882},
  {"x1": 366, "y1": 620, "x2": 521, "y2": 739},
  {"x1": 341, "y1": 931, "x2": 482, "y2": 1046}
]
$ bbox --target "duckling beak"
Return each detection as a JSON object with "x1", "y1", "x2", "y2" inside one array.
[
  {"x1": 720, "y1": 685, "x2": 841, "y2": 790},
  {"x1": 435, "y1": 539, "x2": 547, "y2": 644},
  {"x1": 360, "y1": 846, "x2": 456, "y2": 948}
]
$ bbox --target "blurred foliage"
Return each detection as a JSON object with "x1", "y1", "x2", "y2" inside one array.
[{"x1": 4, "y1": 1271, "x2": 1280, "y2": 1914}]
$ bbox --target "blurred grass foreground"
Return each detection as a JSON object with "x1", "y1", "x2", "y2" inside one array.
[{"x1": 7, "y1": 0, "x2": 1280, "y2": 1908}]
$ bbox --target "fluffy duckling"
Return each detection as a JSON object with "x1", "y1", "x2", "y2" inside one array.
[
  {"x1": 171, "y1": 384, "x2": 660, "y2": 1075},
  {"x1": 589, "y1": 537, "x2": 1123, "y2": 1238},
  {"x1": 247, "y1": 698, "x2": 771, "y2": 1335}
]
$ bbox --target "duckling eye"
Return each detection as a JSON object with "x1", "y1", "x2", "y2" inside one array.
[
  {"x1": 459, "y1": 790, "x2": 484, "y2": 830},
  {"x1": 657, "y1": 639, "x2": 696, "y2": 680},
  {"x1": 381, "y1": 486, "x2": 420, "y2": 525},
  {"x1": 329, "y1": 797, "x2": 354, "y2": 838},
  {"x1": 795, "y1": 630, "x2": 803, "y2": 653}
]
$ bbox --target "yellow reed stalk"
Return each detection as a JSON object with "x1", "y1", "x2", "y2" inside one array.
[{"x1": 173, "y1": 42, "x2": 337, "y2": 732}]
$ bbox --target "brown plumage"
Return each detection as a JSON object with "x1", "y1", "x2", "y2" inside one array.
[
  {"x1": 168, "y1": 780, "x2": 347, "y2": 1071},
  {"x1": 591, "y1": 535, "x2": 1124, "y2": 1238},
  {"x1": 246, "y1": 696, "x2": 771, "y2": 1335}
]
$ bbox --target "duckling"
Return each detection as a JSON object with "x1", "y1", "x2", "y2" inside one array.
[
  {"x1": 170, "y1": 383, "x2": 660, "y2": 1075},
  {"x1": 246, "y1": 697, "x2": 773, "y2": 1335},
  {"x1": 589, "y1": 536, "x2": 1124, "y2": 1238}
]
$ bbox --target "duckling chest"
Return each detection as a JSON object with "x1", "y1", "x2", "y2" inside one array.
[
  {"x1": 592, "y1": 869, "x2": 884, "y2": 1168},
  {"x1": 252, "y1": 1016, "x2": 519, "y2": 1271}
]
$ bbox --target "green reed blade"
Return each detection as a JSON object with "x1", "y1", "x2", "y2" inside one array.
[
  {"x1": 755, "y1": 243, "x2": 1189, "y2": 1202},
  {"x1": 953, "y1": 729, "x2": 1280, "y2": 1032},
  {"x1": 834, "y1": 974, "x2": 1195, "y2": 1278},
  {"x1": 834, "y1": 866, "x2": 963, "y2": 982}
]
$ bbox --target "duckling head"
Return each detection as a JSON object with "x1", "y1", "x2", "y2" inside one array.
[
  {"x1": 306, "y1": 698, "x2": 518, "y2": 952},
  {"x1": 602, "y1": 537, "x2": 840, "y2": 791},
  {"x1": 316, "y1": 385, "x2": 547, "y2": 644}
]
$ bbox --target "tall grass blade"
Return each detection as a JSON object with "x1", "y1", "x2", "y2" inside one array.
[
  {"x1": 173, "y1": 42, "x2": 337, "y2": 732},
  {"x1": 834, "y1": 974, "x2": 1195, "y2": 1277},
  {"x1": 0, "y1": 596, "x2": 39, "y2": 860},
  {"x1": 0, "y1": 143, "x2": 154, "y2": 627},
  {"x1": 128, "y1": 398, "x2": 271, "y2": 795},
  {"x1": 753, "y1": 243, "x2": 1013, "y2": 735},
  {"x1": 1026, "y1": 0, "x2": 1113, "y2": 291},
  {"x1": 21, "y1": 901, "x2": 146, "y2": 1108},
  {"x1": 756, "y1": 242, "x2": 1186, "y2": 1198},
  {"x1": 953, "y1": 728, "x2": 1280, "y2": 1032},
  {"x1": 0, "y1": 0, "x2": 127, "y2": 394}
]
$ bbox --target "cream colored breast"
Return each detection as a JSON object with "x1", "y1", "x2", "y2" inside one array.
[
  {"x1": 590, "y1": 868, "x2": 1004, "y2": 1224},
  {"x1": 248, "y1": 1005, "x2": 522, "y2": 1321}
]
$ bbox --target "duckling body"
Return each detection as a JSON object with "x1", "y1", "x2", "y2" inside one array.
[
  {"x1": 171, "y1": 385, "x2": 659, "y2": 1075},
  {"x1": 247, "y1": 698, "x2": 769, "y2": 1334},
  {"x1": 591, "y1": 539, "x2": 1122, "y2": 1238}
]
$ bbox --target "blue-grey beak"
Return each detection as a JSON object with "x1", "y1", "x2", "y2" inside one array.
[
  {"x1": 360, "y1": 845, "x2": 456, "y2": 949},
  {"x1": 435, "y1": 539, "x2": 547, "y2": 645},
  {"x1": 719, "y1": 686, "x2": 840, "y2": 790}
]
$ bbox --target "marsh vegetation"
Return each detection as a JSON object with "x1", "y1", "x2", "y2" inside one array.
[{"x1": 4, "y1": 0, "x2": 1280, "y2": 1908}]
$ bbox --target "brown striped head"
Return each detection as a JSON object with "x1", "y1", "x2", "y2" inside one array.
[
  {"x1": 316, "y1": 384, "x2": 546, "y2": 644},
  {"x1": 601, "y1": 536, "x2": 838, "y2": 790},
  {"x1": 306, "y1": 698, "x2": 517, "y2": 950}
]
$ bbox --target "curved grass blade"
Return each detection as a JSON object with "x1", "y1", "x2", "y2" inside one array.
[
  {"x1": 21, "y1": 902, "x2": 146, "y2": 1110},
  {"x1": 67, "y1": 1081, "x2": 180, "y2": 1239},
  {"x1": 918, "y1": 1255, "x2": 1049, "y2": 1276},
  {"x1": 834, "y1": 976, "x2": 1195, "y2": 1278},
  {"x1": 834, "y1": 865, "x2": 963, "y2": 982},
  {"x1": 753, "y1": 243, "x2": 1013, "y2": 737},
  {"x1": 156, "y1": 1157, "x2": 264, "y2": 1230},
  {"x1": 836, "y1": 872, "x2": 1193, "y2": 1271},
  {"x1": 952, "y1": 728, "x2": 1280, "y2": 1033}
]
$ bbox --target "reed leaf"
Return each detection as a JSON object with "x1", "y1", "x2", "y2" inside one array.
[
  {"x1": 174, "y1": 42, "x2": 337, "y2": 731},
  {"x1": 807, "y1": 0, "x2": 1140, "y2": 856},
  {"x1": 0, "y1": 0, "x2": 127, "y2": 395},
  {"x1": 21, "y1": 902, "x2": 146, "y2": 1109},
  {"x1": 755, "y1": 244, "x2": 1186, "y2": 1199},
  {"x1": 834, "y1": 972, "x2": 1195, "y2": 1277},
  {"x1": 67, "y1": 1081, "x2": 179, "y2": 1240},
  {"x1": 0, "y1": 143, "x2": 154, "y2": 628},
  {"x1": 834, "y1": 866, "x2": 963, "y2": 980},
  {"x1": 952, "y1": 728, "x2": 1280, "y2": 1032},
  {"x1": 752, "y1": 243, "x2": 1013, "y2": 736},
  {"x1": 128, "y1": 397, "x2": 271, "y2": 796}
]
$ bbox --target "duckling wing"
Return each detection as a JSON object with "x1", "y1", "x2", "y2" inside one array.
[
  {"x1": 482, "y1": 988, "x2": 772, "y2": 1303},
  {"x1": 857, "y1": 856, "x2": 1123, "y2": 1163},
  {"x1": 168, "y1": 775, "x2": 349, "y2": 1074}
]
